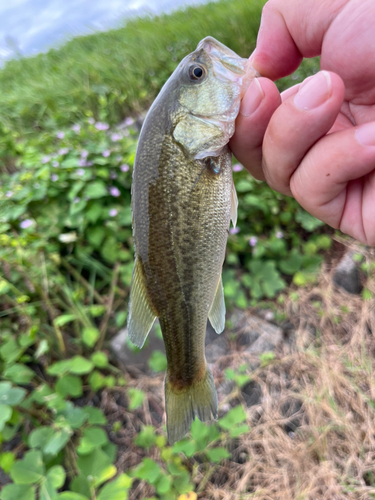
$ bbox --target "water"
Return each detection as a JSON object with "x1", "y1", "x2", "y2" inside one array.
[{"x1": 0, "y1": 0, "x2": 213, "y2": 62}]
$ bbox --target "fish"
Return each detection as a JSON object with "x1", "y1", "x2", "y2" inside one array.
[{"x1": 127, "y1": 36, "x2": 257, "y2": 444}]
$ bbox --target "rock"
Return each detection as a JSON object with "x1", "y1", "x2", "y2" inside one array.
[
  {"x1": 332, "y1": 251, "x2": 363, "y2": 294},
  {"x1": 242, "y1": 380, "x2": 262, "y2": 407},
  {"x1": 205, "y1": 322, "x2": 227, "y2": 364},
  {"x1": 237, "y1": 314, "x2": 283, "y2": 354},
  {"x1": 110, "y1": 321, "x2": 165, "y2": 373}
]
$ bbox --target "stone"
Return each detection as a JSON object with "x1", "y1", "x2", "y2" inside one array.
[
  {"x1": 110, "y1": 321, "x2": 165, "y2": 373},
  {"x1": 332, "y1": 251, "x2": 363, "y2": 295},
  {"x1": 237, "y1": 314, "x2": 283, "y2": 354}
]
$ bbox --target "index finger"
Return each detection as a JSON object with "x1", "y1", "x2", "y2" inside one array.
[{"x1": 252, "y1": 0, "x2": 349, "y2": 80}]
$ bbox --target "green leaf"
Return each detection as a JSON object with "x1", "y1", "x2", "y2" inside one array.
[
  {"x1": 70, "y1": 475, "x2": 91, "y2": 498},
  {"x1": 206, "y1": 447, "x2": 230, "y2": 462},
  {"x1": 82, "y1": 327, "x2": 100, "y2": 348},
  {"x1": 68, "y1": 356, "x2": 94, "y2": 375},
  {"x1": 77, "y1": 448, "x2": 116, "y2": 486},
  {"x1": 134, "y1": 426, "x2": 156, "y2": 449},
  {"x1": 0, "y1": 383, "x2": 26, "y2": 406},
  {"x1": 46, "y1": 465, "x2": 66, "y2": 489},
  {"x1": 148, "y1": 350, "x2": 167, "y2": 373},
  {"x1": 0, "y1": 339, "x2": 23, "y2": 364},
  {"x1": 91, "y1": 351, "x2": 108, "y2": 368},
  {"x1": 60, "y1": 406, "x2": 90, "y2": 429},
  {"x1": 134, "y1": 458, "x2": 161, "y2": 484},
  {"x1": 218, "y1": 406, "x2": 247, "y2": 430},
  {"x1": 87, "y1": 227, "x2": 106, "y2": 248},
  {"x1": 29, "y1": 427, "x2": 55, "y2": 450},
  {"x1": 10, "y1": 450, "x2": 45, "y2": 485},
  {"x1": 0, "y1": 484, "x2": 36, "y2": 500},
  {"x1": 0, "y1": 405, "x2": 12, "y2": 431},
  {"x1": 97, "y1": 474, "x2": 132, "y2": 500},
  {"x1": 48, "y1": 357, "x2": 93, "y2": 376},
  {"x1": 279, "y1": 252, "x2": 303, "y2": 275},
  {"x1": 77, "y1": 427, "x2": 108, "y2": 455},
  {"x1": 56, "y1": 375, "x2": 83, "y2": 398},
  {"x1": 128, "y1": 388, "x2": 144, "y2": 410},
  {"x1": 155, "y1": 474, "x2": 172, "y2": 495},
  {"x1": 295, "y1": 209, "x2": 324, "y2": 231},
  {"x1": 84, "y1": 181, "x2": 108, "y2": 199},
  {"x1": 0, "y1": 451, "x2": 15, "y2": 473},
  {"x1": 47, "y1": 360, "x2": 72, "y2": 376},
  {"x1": 84, "y1": 406, "x2": 107, "y2": 425},
  {"x1": 58, "y1": 494, "x2": 89, "y2": 500},
  {"x1": 229, "y1": 424, "x2": 249, "y2": 438},
  {"x1": 172, "y1": 439, "x2": 196, "y2": 458},
  {"x1": 43, "y1": 429, "x2": 72, "y2": 456},
  {"x1": 54, "y1": 314, "x2": 76, "y2": 327}
]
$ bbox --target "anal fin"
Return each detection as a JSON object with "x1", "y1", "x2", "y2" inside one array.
[
  {"x1": 208, "y1": 275, "x2": 226, "y2": 334},
  {"x1": 127, "y1": 257, "x2": 156, "y2": 348}
]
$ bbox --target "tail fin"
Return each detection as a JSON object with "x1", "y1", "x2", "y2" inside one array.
[{"x1": 165, "y1": 366, "x2": 218, "y2": 444}]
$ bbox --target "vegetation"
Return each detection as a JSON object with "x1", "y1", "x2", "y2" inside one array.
[{"x1": 0, "y1": 0, "x2": 375, "y2": 499}]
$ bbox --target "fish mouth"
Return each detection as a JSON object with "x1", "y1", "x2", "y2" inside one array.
[{"x1": 197, "y1": 36, "x2": 259, "y2": 95}]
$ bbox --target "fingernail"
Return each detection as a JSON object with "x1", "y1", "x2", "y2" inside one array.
[
  {"x1": 355, "y1": 122, "x2": 375, "y2": 146},
  {"x1": 293, "y1": 71, "x2": 332, "y2": 110},
  {"x1": 240, "y1": 78, "x2": 264, "y2": 117}
]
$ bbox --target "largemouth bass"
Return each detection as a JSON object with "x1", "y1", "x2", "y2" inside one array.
[{"x1": 128, "y1": 37, "x2": 257, "y2": 444}]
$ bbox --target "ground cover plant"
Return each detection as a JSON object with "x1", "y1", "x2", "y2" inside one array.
[{"x1": 1, "y1": 0, "x2": 375, "y2": 498}]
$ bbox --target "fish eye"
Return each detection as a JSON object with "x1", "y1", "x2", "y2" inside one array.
[{"x1": 188, "y1": 64, "x2": 206, "y2": 81}]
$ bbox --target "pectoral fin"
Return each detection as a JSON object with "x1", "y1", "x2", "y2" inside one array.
[
  {"x1": 127, "y1": 257, "x2": 156, "y2": 348},
  {"x1": 208, "y1": 275, "x2": 226, "y2": 334},
  {"x1": 231, "y1": 182, "x2": 238, "y2": 228}
]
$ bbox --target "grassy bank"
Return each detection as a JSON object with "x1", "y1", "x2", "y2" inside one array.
[{"x1": 0, "y1": 0, "x2": 267, "y2": 134}]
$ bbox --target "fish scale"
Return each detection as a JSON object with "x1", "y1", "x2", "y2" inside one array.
[{"x1": 127, "y1": 36, "x2": 257, "y2": 443}]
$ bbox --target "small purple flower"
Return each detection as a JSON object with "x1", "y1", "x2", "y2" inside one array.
[
  {"x1": 86, "y1": 161, "x2": 93, "y2": 167},
  {"x1": 88, "y1": 117, "x2": 95, "y2": 125},
  {"x1": 56, "y1": 131, "x2": 65, "y2": 139},
  {"x1": 81, "y1": 149, "x2": 89, "y2": 158},
  {"x1": 124, "y1": 117, "x2": 134, "y2": 127},
  {"x1": 120, "y1": 164, "x2": 129, "y2": 172},
  {"x1": 102, "y1": 150, "x2": 110, "y2": 158},
  {"x1": 109, "y1": 186, "x2": 120, "y2": 197},
  {"x1": 5, "y1": 191, "x2": 12, "y2": 198},
  {"x1": 110, "y1": 172, "x2": 117, "y2": 179},
  {"x1": 20, "y1": 219, "x2": 33, "y2": 229},
  {"x1": 276, "y1": 231, "x2": 284, "y2": 239},
  {"x1": 73, "y1": 197, "x2": 80, "y2": 203},
  {"x1": 51, "y1": 174, "x2": 59, "y2": 182},
  {"x1": 232, "y1": 163, "x2": 243, "y2": 172},
  {"x1": 52, "y1": 161, "x2": 59, "y2": 168},
  {"x1": 229, "y1": 227, "x2": 240, "y2": 235},
  {"x1": 111, "y1": 133, "x2": 122, "y2": 142},
  {"x1": 42, "y1": 155, "x2": 51, "y2": 164},
  {"x1": 109, "y1": 208, "x2": 118, "y2": 217},
  {"x1": 58, "y1": 147, "x2": 69, "y2": 156},
  {"x1": 249, "y1": 236, "x2": 258, "y2": 247},
  {"x1": 72, "y1": 124, "x2": 81, "y2": 133},
  {"x1": 77, "y1": 169, "x2": 85, "y2": 176},
  {"x1": 78, "y1": 159, "x2": 88, "y2": 167},
  {"x1": 95, "y1": 122, "x2": 109, "y2": 131}
]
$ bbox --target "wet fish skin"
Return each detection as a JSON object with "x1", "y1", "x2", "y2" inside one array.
[{"x1": 128, "y1": 37, "x2": 257, "y2": 443}]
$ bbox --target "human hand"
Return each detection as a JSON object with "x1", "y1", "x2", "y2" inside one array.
[{"x1": 230, "y1": 0, "x2": 375, "y2": 245}]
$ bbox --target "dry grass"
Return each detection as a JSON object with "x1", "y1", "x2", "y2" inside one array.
[{"x1": 100, "y1": 242, "x2": 375, "y2": 500}]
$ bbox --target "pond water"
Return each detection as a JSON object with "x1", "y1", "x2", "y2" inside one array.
[{"x1": 0, "y1": 0, "x2": 213, "y2": 62}]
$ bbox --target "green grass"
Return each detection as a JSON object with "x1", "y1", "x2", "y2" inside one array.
[{"x1": 0, "y1": 0, "x2": 266, "y2": 134}]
